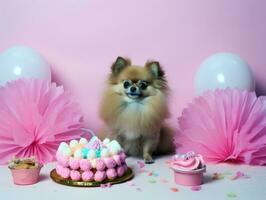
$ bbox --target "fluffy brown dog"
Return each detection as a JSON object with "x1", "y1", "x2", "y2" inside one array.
[{"x1": 99, "y1": 57, "x2": 174, "y2": 163}]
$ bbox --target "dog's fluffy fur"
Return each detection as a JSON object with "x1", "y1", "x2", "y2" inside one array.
[{"x1": 99, "y1": 57, "x2": 174, "y2": 163}]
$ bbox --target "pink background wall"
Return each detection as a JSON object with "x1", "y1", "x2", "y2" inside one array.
[{"x1": 0, "y1": 0, "x2": 266, "y2": 132}]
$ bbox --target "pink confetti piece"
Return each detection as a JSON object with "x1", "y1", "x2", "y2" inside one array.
[
  {"x1": 100, "y1": 183, "x2": 112, "y2": 188},
  {"x1": 138, "y1": 168, "x2": 147, "y2": 173},
  {"x1": 230, "y1": 171, "x2": 250, "y2": 180},
  {"x1": 165, "y1": 160, "x2": 171, "y2": 165},
  {"x1": 127, "y1": 180, "x2": 136, "y2": 187},
  {"x1": 160, "y1": 178, "x2": 169, "y2": 184},
  {"x1": 147, "y1": 171, "x2": 153, "y2": 176},
  {"x1": 170, "y1": 187, "x2": 179, "y2": 192},
  {"x1": 191, "y1": 186, "x2": 201, "y2": 191},
  {"x1": 137, "y1": 160, "x2": 145, "y2": 168}
]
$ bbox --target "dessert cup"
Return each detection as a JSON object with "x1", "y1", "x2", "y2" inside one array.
[
  {"x1": 171, "y1": 165, "x2": 206, "y2": 186},
  {"x1": 9, "y1": 164, "x2": 43, "y2": 185}
]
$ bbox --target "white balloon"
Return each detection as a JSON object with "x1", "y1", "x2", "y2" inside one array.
[
  {"x1": 194, "y1": 52, "x2": 255, "y2": 95},
  {"x1": 0, "y1": 46, "x2": 51, "y2": 86}
]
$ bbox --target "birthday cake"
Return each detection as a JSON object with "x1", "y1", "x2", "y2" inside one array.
[{"x1": 55, "y1": 136, "x2": 127, "y2": 182}]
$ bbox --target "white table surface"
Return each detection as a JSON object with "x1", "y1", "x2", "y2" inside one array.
[{"x1": 1, "y1": 156, "x2": 266, "y2": 200}]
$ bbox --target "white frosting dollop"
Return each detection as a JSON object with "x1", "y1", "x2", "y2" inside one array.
[
  {"x1": 79, "y1": 138, "x2": 88, "y2": 145},
  {"x1": 109, "y1": 146, "x2": 120, "y2": 155},
  {"x1": 107, "y1": 140, "x2": 122, "y2": 154},
  {"x1": 61, "y1": 147, "x2": 72, "y2": 157},
  {"x1": 70, "y1": 139, "x2": 79, "y2": 148},
  {"x1": 101, "y1": 148, "x2": 109, "y2": 157},
  {"x1": 58, "y1": 142, "x2": 69, "y2": 152},
  {"x1": 90, "y1": 159, "x2": 97, "y2": 168},
  {"x1": 103, "y1": 138, "x2": 110, "y2": 145},
  {"x1": 74, "y1": 149, "x2": 83, "y2": 158},
  {"x1": 86, "y1": 149, "x2": 96, "y2": 159}
]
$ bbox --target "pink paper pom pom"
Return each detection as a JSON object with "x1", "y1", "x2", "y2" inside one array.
[
  {"x1": 106, "y1": 168, "x2": 117, "y2": 180},
  {"x1": 69, "y1": 157, "x2": 80, "y2": 170},
  {"x1": 175, "y1": 89, "x2": 266, "y2": 165},
  {"x1": 96, "y1": 159, "x2": 106, "y2": 171},
  {"x1": 117, "y1": 165, "x2": 126, "y2": 177},
  {"x1": 0, "y1": 79, "x2": 83, "y2": 164},
  {"x1": 80, "y1": 159, "x2": 91, "y2": 171},
  {"x1": 113, "y1": 154, "x2": 121, "y2": 165},
  {"x1": 70, "y1": 170, "x2": 81, "y2": 181},
  {"x1": 82, "y1": 171, "x2": 94, "y2": 181},
  {"x1": 104, "y1": 157, "x2": 116, "y2": 169},
  {"x1": 94, "y1": 171, "x2": 106, "y2": 182}
]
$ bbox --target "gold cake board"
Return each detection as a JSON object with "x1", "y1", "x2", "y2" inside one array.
[{"x1": 50, "y1": 167, "x2": 134, "y2": 187}]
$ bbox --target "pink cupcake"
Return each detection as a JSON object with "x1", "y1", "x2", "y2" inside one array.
[
  {"x1": 8, "y1": 157, "x2": 43, "y2": 185},
  {"x1": 170, "y1": 152, "x2": 206, "y2": 186}
]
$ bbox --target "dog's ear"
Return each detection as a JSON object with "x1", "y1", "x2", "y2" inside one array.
[
  {"x1": 111, "y1": 56, "x2": 131, "y2": 75},
  {"x1": 145, "y1": 61, "x2": 165, "y2": 79}
]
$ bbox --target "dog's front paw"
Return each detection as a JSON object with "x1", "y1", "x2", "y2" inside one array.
[{"x1": 144, "y1": 154, "x2": 154, "y2": 164}]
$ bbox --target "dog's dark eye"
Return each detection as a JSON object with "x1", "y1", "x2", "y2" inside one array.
[
  {"x1": 123, "y1": 80, "x2": 131, "y2": 89},
  {"x1": 139, "y1": 82, "x2": 148, "y2": 90}
]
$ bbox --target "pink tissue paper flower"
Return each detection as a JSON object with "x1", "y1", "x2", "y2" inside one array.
[
  {"x1": 0, "y1": 79, "x2": 84, "y2": 164},
  {"x1": 175, "y1": 89, "x2": 266, "y2": 165}
]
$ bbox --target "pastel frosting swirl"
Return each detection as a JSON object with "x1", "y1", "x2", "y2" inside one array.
[{"x1": 171, "y1": 152, "x2": 205, "y2": 171}]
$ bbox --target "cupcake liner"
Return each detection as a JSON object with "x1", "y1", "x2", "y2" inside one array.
[
  {"x1": 171, "y1": 165, "x2": 206, "y2": 186},
  {"x1": 9, "y1": 164, "x2": 43, "y2": 185}
]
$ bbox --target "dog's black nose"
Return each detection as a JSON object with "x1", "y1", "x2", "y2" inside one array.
[{"x1": 130, "y1": 86, "x2": 137, "y2": 92}]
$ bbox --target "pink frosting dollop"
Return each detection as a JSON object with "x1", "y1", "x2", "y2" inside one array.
[
  {"x1": 56, "y1": 165, "x2": 70, "y2": 178},
  {"x1": 106, "y1": 168, "x2": 117, "y2": 180},
  {"x1": 123, "y1": 164, "x2": 128, "y2": 172},
  {"x1": 82, "y1": 171, "x2": 94, "y2": 181},
  {"x1": 69, "y1": 157, "x2": 80, "y2": 170},
  {"x1": 56, "y1": 153, "x2": 69, "y2": 167},
  {"x1": 56, "y1": 164, "x2": 63, "y2": 174},
  {"x1": 80, "y1": 159, "x2": 92, "y2": 171},
  {"x1": 96, "y1": 159, "x2": 106, "y2": 171},
  {"x1": 104, "y1": 157, "x2": 116, "y2": 169},
  {"x1": 70, "y1": 170, "x2": 81, "y2": 181},
  {"x1": 117, "y1": 165, "x2": 126, "y2": 177},
  {"x1": 120, "y1": 152, "x2": 126, "y2": 163},
  {"x1": 94, "y1": 171, "x2": 107, "y2": 182},
  {"x1": 170, "y1": 152, "x2": 205, "y2": 171},
  {"x1": 113, "y1": 154, "x2": 121, "y2": 165}
]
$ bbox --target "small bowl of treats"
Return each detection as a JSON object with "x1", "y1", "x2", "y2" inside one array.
[{"x1": 8, "y1": 157, "x2": 43, "y2": 185}]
